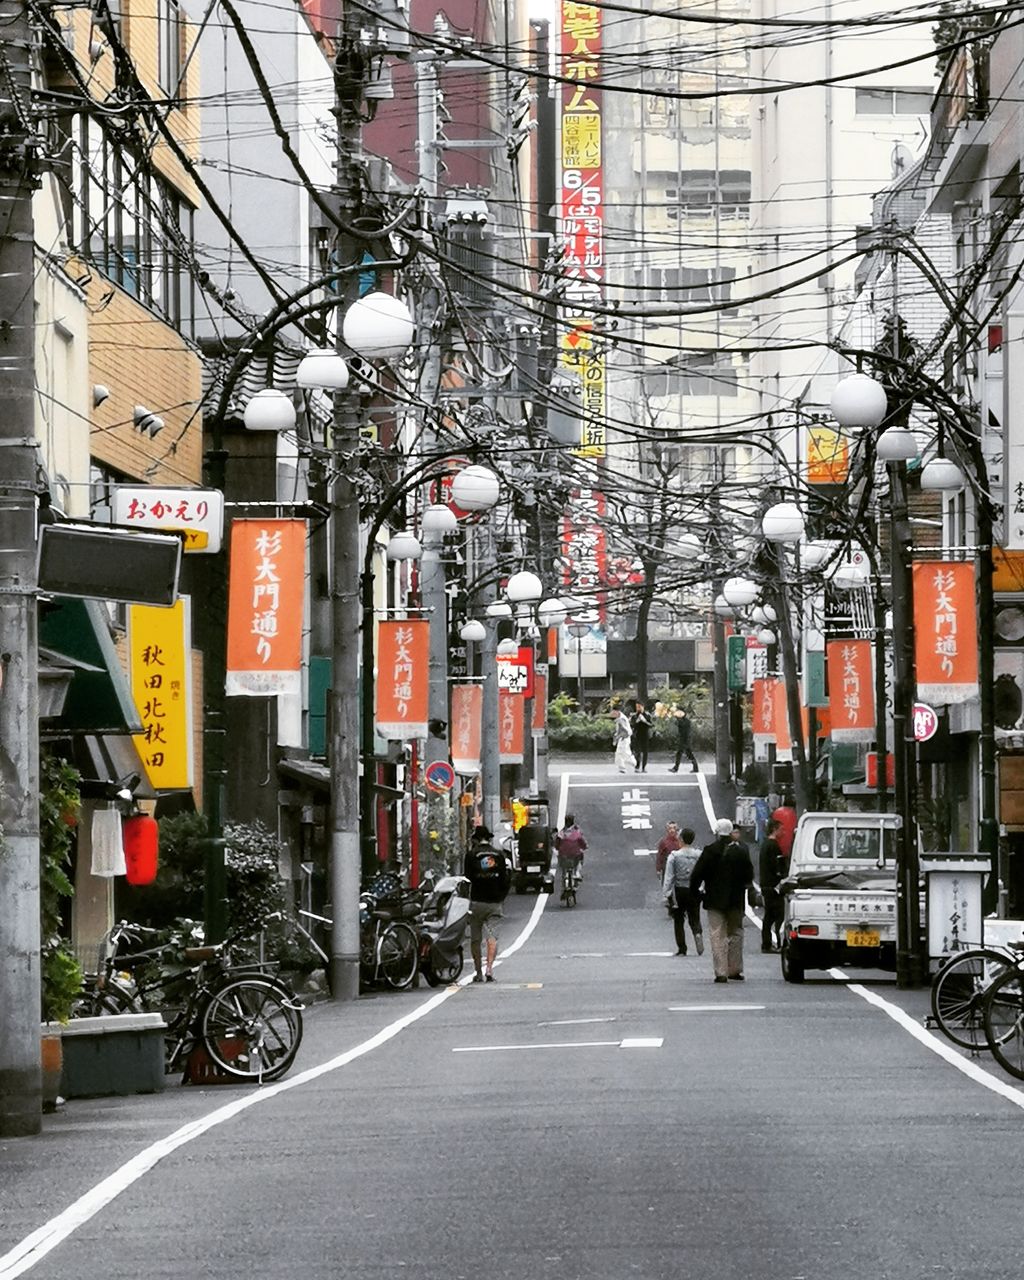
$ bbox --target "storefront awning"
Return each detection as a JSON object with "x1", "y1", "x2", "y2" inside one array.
[{"x1": 39, "y1": 598, "x2": 143, "y2": 735}]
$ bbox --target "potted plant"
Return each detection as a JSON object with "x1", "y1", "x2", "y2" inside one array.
[{"x1": 39, "y1": 755, "x2": 84, "y2": 1109}]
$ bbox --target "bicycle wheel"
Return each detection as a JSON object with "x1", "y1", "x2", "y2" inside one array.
[
  {"x1": 931, "y1": 949, "x2": 1013, "y2": 1050},
  {"x1": 983, "y1": 966, "x2": 1024, "y2": 1077},
  {"x1": 379, "y1": 921, "x2": 418, "y2": 990},
  {"x1": 200, "y1": 976, "x2": 303, "y2": 1082}
]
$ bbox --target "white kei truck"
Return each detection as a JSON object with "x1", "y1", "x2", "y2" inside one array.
[{"x1": 779, "y1": 812, "x2": 907, "y2": 983}]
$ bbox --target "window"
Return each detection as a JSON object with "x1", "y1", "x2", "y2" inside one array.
[
  {"x1": 157, "y1": 0, "x2": 184, "y2": 95},
  {"x1": 646, "y1": 353, "x2": 738, "y2": 398},
  {"x1": 645, "y1": 265, "x2": 737, "y2": 313},
  {"x1": 667, "y1": 170, "x2": 750, "y2": 220},
  {"x1": 855, "y1": 87, "x2": 932, "y2": 115}
]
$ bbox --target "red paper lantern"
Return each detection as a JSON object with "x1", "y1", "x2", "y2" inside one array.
[{"x1": 123, "y1": 814, "x2": 159, "y2": 885}]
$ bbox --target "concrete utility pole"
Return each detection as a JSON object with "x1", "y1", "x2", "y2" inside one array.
[
  {"x1": 0, "y1": 0, "x2": 43, "y2": 1135},
  {"x1": 328, "y1": 11, "x2": 370, "y2": 1001}
]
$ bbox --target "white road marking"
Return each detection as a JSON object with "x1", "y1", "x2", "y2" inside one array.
[
  {"x1": 669, "y1": 1005, "x2": 766, "y2": 1013},
  {"x1": 834, "y1": 970, "x2": 1024, "y2": 1109},
  {"x1": 0, "y1": 889, "x2": 555, "y2": 1280},
  {"x1": 694, "y1": 769, "x2": 717, "y2": 829},
  {"x1": 453, "y1": 1037, "x2": 663, "y2": 1053},
  {"x1": 633, "y1": 848, "x2": 652, "y2": 857},
  {"x1": 539, "y1": 1017, "x2": 617, "y2": 1026},
  {"x1": 626, "y1": 950, "x2": 674, "y2": 957}
]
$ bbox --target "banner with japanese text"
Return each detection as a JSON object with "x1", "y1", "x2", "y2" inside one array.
[
  {"x1": 807, "y1": 425, "x2": 850, "y2": 485},
  {"x1": 532, "y1": 669, "x2": 547, "y2": 737},
  {"x1": 376, "y1": 620, "x2": 429, "y2": 739},
  {"x1": 499, "y1": 688, "x2": 525, "y2": 764},
  {"x1": 752, "y1": 677, "x2": 776, "y2": 748},
  {"x1": 128, "y1": 597, "x2": 193, "y2": 790},
  {"x1": 450, "y1": 683, "x2": 482, "y2": 774},
  {"x1": 226, "y1": 520, "x2": 306, "y2": 695},
  {"x1": 826, "y1": 639, "x2": 875, "y2": 742},
  {"x1": 912, "y1": 561, "x2": 979, "y2": 704},
  {"x1": 774, "y1": 679, "x2": 793, "y2": 761}
]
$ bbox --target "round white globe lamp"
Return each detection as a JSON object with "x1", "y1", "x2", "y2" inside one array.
[
  {"x1": 669, "y1": 532, "x2": 703, "y2": 560},
  {"x1": 385, "y1": 531, "x2": 422, "y2": 561},
  {"x1": 459, "y1": 620, "x2": 486, "y2": 643},
  {"x1": 714, "y1": 594, "x2": 736, "y2": 618},
  {"x1": 342, "y1": 292, "x2": 415, "y2": 361},
  {"x1": 761, "y1": 502, "x2": 805, "y2": 543},
  {"x1": 496, "y1": 638, "x2": 520, "y2": 657},
  {"x1": 506, "y1": 570, "x2": 543, "y2": 604},
  {"x1": 750, "y1": 603, "x2": 777, "y2": 626},
  {"x1": 722, "y1": 576, "x2": 760, "y2": 609},
  {"x1": 876, "y1": 427, "x2": 919, "y2": 462},
  {"x1": 421, "y1": 503, "x2": 458, "y2": 534},
  {"x1": 920, "y1": 456, "x2": 965, "y2": 492},
  {"x1": 486, "y1": 601, "x2": 513, "y2": 620},
  {"x1": 831, "y1": 373, "x2": 888, "y2": 429},
  {"x1": 243, "y1": 388, "x2": 296, "y2": 432},
  {"x1": 451, "y1": 465, "x2": 500, "y2": 513},
  {"x1": 538, "y1": 598, "x2": 568, "y2": 627},
  {"x1": 802, "y1": 539, "x2": 839, "y2": 571},
  {"x1": 831, "y1": 561, "x2": 869, "y2": 591},
  {"x1": 296, "y1": 349, "x2": 349, "y2": 390},
  {"x1": 756, "y1": 628, "x2": 777, "y2": 646}
]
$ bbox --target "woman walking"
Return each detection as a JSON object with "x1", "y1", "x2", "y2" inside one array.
[{"x1": 613, "y1": 707, "x2": 633, "y2": 773}]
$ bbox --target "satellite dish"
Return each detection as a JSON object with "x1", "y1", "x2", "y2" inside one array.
[{"x1": 892, "y1": 143, "x2": 912, "y2": 178}]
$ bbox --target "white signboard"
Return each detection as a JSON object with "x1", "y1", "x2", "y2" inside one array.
[{"x1": 112, "y1": 487, "x2": 225, "y2": 554}]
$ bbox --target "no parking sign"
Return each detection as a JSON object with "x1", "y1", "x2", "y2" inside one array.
[{"x1": 424, "y1": 760, "x2": 455, "y2": 793}]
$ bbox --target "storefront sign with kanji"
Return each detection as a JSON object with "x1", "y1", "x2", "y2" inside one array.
[
  {"x1": 826, "y1": 638, "x2": 875, "y2": 742},
  {"x1": 498, "y1": 688, "x2": 525, "y2": 764},
  {"x1": 450, "y1": 683, "x2": 482, "y2": 774},
  {"x1": 912, "y1": 561, "x2": 978, "y2": 704},
  {"x1": 128, "y1": 597, "x2": 193, "y2": 789}
]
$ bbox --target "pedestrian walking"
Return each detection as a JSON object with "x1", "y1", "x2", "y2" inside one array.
[
  {"x1": 613, "y1": 707, "x2": 633, "y2": 773},
  {"x1": 668, "y1": 707, "x2": 699, "y2": 773},
  {"x1": 771, "y1": 793, "x2": 798, "y2": 858},
  {"x1": 662, "y1": 826, "x2": 704, "y2": 955},
  {"x1": 463, "y1": 825, "x2": 512, "y2": 983},
  {"x1": 655, "y1": 819, "x2": 682, "y2": 882},
  {"x1": 689, "y1": 818, "x2": 756, "y2": 982},
  {"x1": 759, "y1": 817, "x2": 787, "y2": 952},
  {"x1": 630, "y1": 700, "x2": 654, "y2": 771}
]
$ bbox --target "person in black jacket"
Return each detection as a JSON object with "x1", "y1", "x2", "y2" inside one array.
[
  {"x1": 630, "y1": 701, "x2": 654, "y2": 772},
  {"x1": 669, "y1": 708, "x2": 699, "y2": 773},
  {"x1": 759, "y1": 817, "x2": 787, "y2": 953},
  {"x1": 690, "y1": 818, "x2": 755, "y2": 982},
  {"x1": 463, "y1": 826, "x2": 511, "y2": 983}
]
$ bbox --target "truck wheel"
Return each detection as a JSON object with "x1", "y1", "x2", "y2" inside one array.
[{"x1": 781, "y1": 937, "x2": 805, "y2": 983}]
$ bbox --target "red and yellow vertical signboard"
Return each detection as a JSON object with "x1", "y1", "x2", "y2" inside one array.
[
  {"x1": 226, "y1": 520, "x2": 306, "y2": 696},
  {"x1": 498, "y1": 689, "x2": 525, "y2": 764},
  {"x1": 912, "y1": 562, "x2": 979, "y2": 704},
  {"x1": 826, "y1": 639, "x2": 875, "y2": 742},
  {"x1": 560, "y1": 0, "x2": 604, "y2": 459},
  {"x1": 128, "y1": 598, "x2": 193, "y2": 791},
  {"x1": 376, "y1": 620, "x2": 429, "y2": 740},
  {"x1": 752, "y1": 677, "x2": 776, "y2": 753}
]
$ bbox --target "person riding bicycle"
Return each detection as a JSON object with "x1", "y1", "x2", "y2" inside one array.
[{"x1": 554, "y1": 814, "x2": 587, "y2": 893}]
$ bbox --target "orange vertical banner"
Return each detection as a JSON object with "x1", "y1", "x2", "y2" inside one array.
[
  {"x1": 912, "y1": 561, "x2": 979, "y2": 704},
  {"x1": 752, "y1": 677, "x2": 776, "y2": 747},
  {"x1": 376, "y1": 620, "x2": 429, "y2": 739},
  {"x1": 773, "y1": 679, "x2": 792, "y2": 758},
  {"x1": 532, "y1": 670, "x2": 547, "y2": 737},
  {"x1": 226, "y1": 519, "x2": 306, "y2": 695},
  {"x1": 826, "y1": 638, "x2": 875, "y2": 742},
  {"x1": 498, "y1": 688, "x2": 524, "y2": 763},
  {"x1": 450, "y1": 684, "x2": 482, "y2": 774}
]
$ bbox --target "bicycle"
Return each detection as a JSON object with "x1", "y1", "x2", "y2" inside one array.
[
  {"x1": 929, "y1": 942, "x2": 1024, "y2": 1052},
  {"x1": 76, "y1": 918, "x2": 304, "y2": 1083},
  {"x1": 359, "y1": 891, "x2": 419, "y2": 989},
  {"x1": 982, "y1": 961, "x2": 1024, "y2": 1078},
  {"x1": 559, "y1": 859, "x2": 581, "y2": 908}
]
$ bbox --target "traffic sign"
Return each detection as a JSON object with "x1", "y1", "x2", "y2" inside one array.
[
  {"x1": 913, "y1": 701, "x2": 939, "y2": 742},
  {"x1": 424, "y1": 760, "x2": 455, "y2": 793}
]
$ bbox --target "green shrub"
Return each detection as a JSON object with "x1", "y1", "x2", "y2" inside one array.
[{"x1": 39, "y1": 754, "x2": 84, "y2": 1023}]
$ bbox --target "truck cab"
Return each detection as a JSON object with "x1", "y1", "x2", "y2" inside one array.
[{"x1": 779, "y1": 812, "x2": 904, "y2": 982}]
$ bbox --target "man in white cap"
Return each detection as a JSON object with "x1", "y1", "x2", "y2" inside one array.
[{"x1": 689, "y1": 818, "x2": 755, "y2": 982}]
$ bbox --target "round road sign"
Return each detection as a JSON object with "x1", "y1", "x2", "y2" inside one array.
[
  {"x1": 912, "y1": 702, "x2": 939, "y2": 742},
  {"x1": 424, "y1": 760, "x2": 455, "y2": 793}
]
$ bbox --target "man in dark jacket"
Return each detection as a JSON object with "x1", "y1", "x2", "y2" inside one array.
[
  {"x1": 759, "y1": 817, "x2": 787, "y2": 953},
  {"x1": 464, "y1": 826, "x2": 511, "y2": 983},
  {"x1": 630, "y1": 701, "x2": 654, "y2": 772},
  {"x1": 690, "y1": 818, "x2": 755, "y2": 982},
  {"x1": 669, "y1": 708, "x2": 699, "y2": 773}
]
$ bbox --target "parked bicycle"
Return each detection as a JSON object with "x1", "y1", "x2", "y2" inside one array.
[
  {"x1": 982, "y1": 961, "x2": 1024, "y2": 1079},
  {"x1": 75, "y1": 917, "x2": 304, "y2": 1083},
  {"x1": 359, "y1": 872, "x2": 420, "y2": 990}
]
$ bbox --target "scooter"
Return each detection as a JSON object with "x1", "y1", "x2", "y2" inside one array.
[{"x1": 417, "y1": 874, "x2": 470, "y2": 986}]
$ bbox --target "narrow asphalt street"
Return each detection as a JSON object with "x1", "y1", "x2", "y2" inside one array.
[{"x1": 2, "y1": 757, "x2": 1022, "y2": 1280}]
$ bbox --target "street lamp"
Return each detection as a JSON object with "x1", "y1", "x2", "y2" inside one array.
[{"x1": 832, "y1": 370, "x2": 924, "y2": 986}]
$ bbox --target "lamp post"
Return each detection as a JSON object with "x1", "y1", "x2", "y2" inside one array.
[{"x1": 565, "y1": 615, "x2": 594, "y2": 711}]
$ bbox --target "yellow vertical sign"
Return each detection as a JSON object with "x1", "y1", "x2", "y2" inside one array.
[{"x1": 128, "y1": 597, "x2": 193, "y2": 790}]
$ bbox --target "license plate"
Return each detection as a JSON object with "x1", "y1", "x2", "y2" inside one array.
[
  {"x1": 846, "y1": 929, "x2": 880, "y2": 947},
  {"x1": 526, "y1": 865, "x2": 541, "y2": 874}
]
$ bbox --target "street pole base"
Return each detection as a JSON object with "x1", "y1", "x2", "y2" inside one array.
[{"x1": 329, "y1": 957, "x2": 360, "y2": 1002}]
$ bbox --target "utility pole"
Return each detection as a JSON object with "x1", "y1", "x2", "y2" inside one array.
[
  {"x1": 0, "y1": 0, "x2": 43, "y2": 1135},
  {"x1": 328, "y1": 11, "x2": 370, "y2": 1000}
]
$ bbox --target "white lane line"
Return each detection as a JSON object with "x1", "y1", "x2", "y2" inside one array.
[
  {"x1": 694, "y1": 769, "x2": 717, "y2": 829},
  {"x1": 834, "y1": 970, "x2": 1024, "y2": 1110},
  {"x1": 540, "y1": 1017, "x2": 617, "y2": 1026},
  {"x1": 626, "y1": 950, "x2": 674, "y2": 957},
  {"x1": 453, "y1": 1037, "x2": 663, "y2": 1053},
  {"x1": 669, "y1": 1005, "x2": 766, "y2": 1013},
  {"x1": 0, "y1": 894, "x2": 554, "y2": 1280},
  {"x1": 633, "y1": 847, "x2": 652, "y2": 857}
]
